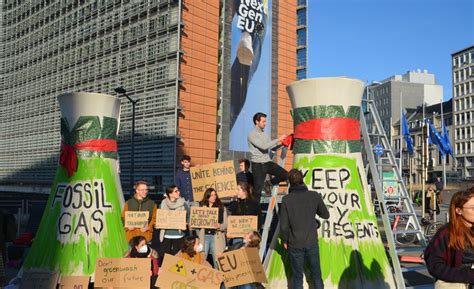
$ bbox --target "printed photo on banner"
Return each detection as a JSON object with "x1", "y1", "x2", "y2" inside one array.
[
  {"x1": 124, "y1": 211, "x2": 149, "y2": 228},
  {"x1": 94, "y1": 258, "x2": 150, "y2": 288},
  {"x1": 217, "y1": 247, "x2": 267, "y2": 287},
  {"x1": 156, "y1": 254, "x2": 224, "y2": 289},
  {"x1": 154, "y1": 209, "x2": 187, "y2": 230},
  {"x1": 190, "y1": 160, "x2": 237, "y2": 201},
  {"x1": 227, "y1": 215, "x2": 258, "y2": 238},
  {"x1": 190, "y1": 207, "x2": 219, "y2": 229},
  {"x1": 228, "y1": 0, "x2": 272, "y2": 151}
]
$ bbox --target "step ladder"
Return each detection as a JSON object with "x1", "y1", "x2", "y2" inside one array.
[
  {"x1": 361, "y1": 98, "x2": 429, "y2": 289},
  {"x1": 259, "y1": 146, "x2": 288, "y2": 259}
]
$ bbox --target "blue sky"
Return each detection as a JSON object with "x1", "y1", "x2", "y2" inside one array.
[{"x1": 308, "y1": 0, "x2": 474, "y2": 100}]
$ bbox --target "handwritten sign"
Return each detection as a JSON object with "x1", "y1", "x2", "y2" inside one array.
[
  {"x1": 190, "y1": 207, "x2": 219, "y2": 229},
  {"x1": 156, "y1": 254, "x2": 223, "y2": 289},
  {"x1": 217, "y1": 247, "x2": 267, "y2": 287},
  {"x1": 190, "y1": 160, "x2": 237, "y2": 200},
  {"x1": 94, "y1": 258, "x2": 149, "y2": 288},
  {"x1": 124, "y1": 211, "x2": 149, "y2": 228},
  {"x1": 59, "y1": 276, "x2": 89, "y2": 289},
  {"x1": 20, "y1": 270, "x2": 59, "y2": 289},
  {"x1": 227, "y1": 216, "x2": 257, "y2": 238},
  {"x1": 155, "y1": 209, "x2": 186, "y2": 230}
]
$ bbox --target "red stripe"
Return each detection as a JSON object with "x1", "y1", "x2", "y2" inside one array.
[
  {"x1": 74, "y1": 139, "x2": 118, "y2": 152},
  {"x1": 294, "y1": 118, "x2": 360, "y2": 141}
]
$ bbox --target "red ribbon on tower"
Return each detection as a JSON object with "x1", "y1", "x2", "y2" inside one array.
[{"x1": 59, "y1": 139, "x2": 118, "y2": 177}]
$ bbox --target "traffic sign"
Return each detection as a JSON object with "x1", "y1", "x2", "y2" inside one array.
[{"x1": 373, "y1": 144, "x2": 384, "y2": 156}]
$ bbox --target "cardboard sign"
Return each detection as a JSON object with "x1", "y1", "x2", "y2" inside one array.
[
  {"x1": 227, "y1": 215, "x2": 258, "y2": 238},
  {"x1": 20, "y1": 270, "x2": 59, "y2": 289},
  {"x1": 190, "y1": 160, "x2": 237, "y2": 200},
  {"x1": 124, "y1": 211, "x2": 149, "y2": 228},
  {"x1": 59, "y1": 276, "x2": 90, "y2": 289},
  {"x1": 155, "y1": 209, "x2": 187, "y2": 230},
  {"x1": 156, "y1": 254, "x2": 223, "y2": 289},
  {"x1": 217, "y1": 247, "x2": 267, "y2": 287},
  {"x1": 190, "y1": 207, "x2": 219, "y2": 229},
  {"x1": 94, "y1": 258, "x2": 150, "y2": 288}
]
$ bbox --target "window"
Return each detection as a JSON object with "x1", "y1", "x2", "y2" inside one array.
[
  {"x1": 297, "y1": 29, "x2": 306, "y2": 46},
  {"x1": 297, "y1": 8, "x2": 306, "y2": 26},
  {"x1": 297, "y1": 48, "x2": 306, "y2": 67},
  {"x1": 298, "y1": 0, "x2": 306, "y2": 6},
  {"x1": 297, "y1": 68, "x2": 306, "y2": 80}
]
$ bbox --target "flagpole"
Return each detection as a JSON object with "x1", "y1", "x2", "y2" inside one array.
[
  {"x1": 400, "y1": 92, "x2": 403, "y2": 176},
  {"x1": 440, "y1": 97, "x2": 447, "y2": 188},
  {"x1": 422, "y1": 96, "x2": 426, "y2": 218}
]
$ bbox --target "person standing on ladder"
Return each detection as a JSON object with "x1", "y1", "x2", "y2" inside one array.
[{"x1": 247, "y1": 112, "x2": 288, "y2": 201}]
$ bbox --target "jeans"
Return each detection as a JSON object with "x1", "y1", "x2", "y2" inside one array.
[
  {"x1": 288, "y1": 244, "x2": 324, "y2": 289},
  {"x1": 251, "y1": 161, "x2": 288, "y2": 201},
  {"x1": 204, "y1": 234, "x2": 216, "y2": 267}
]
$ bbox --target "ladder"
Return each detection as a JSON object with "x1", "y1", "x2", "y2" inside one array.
[
  {"x1": 259, "y1": 146, "x2": 288, "y2": 259},
  {"x1": 361, "y1": 98, "x2": 430, "y2": 289}
]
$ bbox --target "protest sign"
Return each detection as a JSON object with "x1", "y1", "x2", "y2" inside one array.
[
  {"x1": 227, "y1": 215, "x2": 257, "y2": 238},
  {"x1": 156, "y1": 254, "x2": 223, "y2": 289},
  {"x1": 59, "y1": 276, "x2": 90, "y2": 289},
  {"x1": 19, "y1": 270, "x2": 59, "y2": 289},
  {"x1": 190, "y1": 160, "x2": 237, "y2": 200},
  {"x1": 154, "y1": 209, "x2": 186, "y2": 230},
  {"x1": 94, "y1": 258, "x2": 149, "y2": 288},
  {"x1": 190, "y1": 207, "x2": 219, "y2": 229},
  {"x1": 124, "y1": 211, "x2": 149, "y2": 228},
  {"x1": 217, "y1": 247, "x2": 267, "y2": 287}
]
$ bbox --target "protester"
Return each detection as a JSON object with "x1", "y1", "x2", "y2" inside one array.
[
  {"x1": 223, "y1": 231, "x2": 263, "y2": 289},
  {"x1": 175, "y1": 235, "x2": 211, "y2": 266},
  {"x1": 197, "y1": 188, "x2": 228, "y2": 268},
  {"x1": 435, "y1": 176, "x2": 444, "y2": 204},
  {"x1": 122, "y1": 180, "x2": 157, "y2": 242},
  {"x1": 159, "y1": 185, "x2": 190, "y2": 263},
  {"x1": 175, "y1": 155, "x2": 193, "y2": 202},
  {"x1": 425, "y1": 190, "x2": 474, "y2": 287},
  {"x1": 228, "y1": 182, "x2": 261, "y2": 241},
  {"x1": 247, "y1": 112, "x2": 287, "y2": 201},
  {"x1": 280, "y1": 169, "x2": 329, "y2": 289},
  {"x1": 125, "y1": 235, "x2": 159, "y2": 288},
  {"x1": 236, "y1": 158, "x2": 254, "y2": 186}
]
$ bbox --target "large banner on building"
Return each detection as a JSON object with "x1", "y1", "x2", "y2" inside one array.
[{"x1": 228, "y1": 0, "x2": 272, "y2": 151}]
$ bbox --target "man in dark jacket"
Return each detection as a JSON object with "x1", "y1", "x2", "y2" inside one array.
[
  {"x1": 175, "y1": 155, "x2": 193, "y2": 202},
  {"x1": 280, "y1": 169, "x2": 329, "y2": 289}
]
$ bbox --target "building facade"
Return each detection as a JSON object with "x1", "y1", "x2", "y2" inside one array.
[
  {"x1": 452, "y1": 45, "x2": 474, "y2": 180},
  {"x1": 296, "y1": 0, "x2": 307, "y2": 80},
  {"x1": 368, "y1": 70, "x2": 443, "y2": 143},
  {"x1": 0, "y1": 0, "x2": 299, "y2": 193}
]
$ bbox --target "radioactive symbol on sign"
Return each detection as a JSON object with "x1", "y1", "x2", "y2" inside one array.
[{"x1": 170, "y1": 260, "x2": 187, "y2": 277}]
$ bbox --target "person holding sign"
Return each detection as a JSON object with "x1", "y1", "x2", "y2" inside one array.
[
  {"x1": 247, "y1": 112, "x2": 288, "y2": 201},
  {"x1": 220, "y1": 231, "x2": 263, "y2": 289},
  {"x1": 175, "y1": 235, "x2": 211, "y2": 267},
  {"x1": 228, "y1": 182, "x2": 261, "y2": 243},
  {"x1": 122, "y1": 180, "x2": 157, "y2": 242},
  {"x1": 159, "y1": 185, "x2": 190, "y2": 263},
  {"x1": 124, "y1": 235, "x2": 159, "y2": 289},
  {"x1": 280, "y1": 169, "x2": 329, "y2": 289},
  {"x1": 196, "y1": 188, "x2": 228, "y2": 268}
]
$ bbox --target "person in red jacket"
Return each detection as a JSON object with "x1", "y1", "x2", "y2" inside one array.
[
  {"x1": 125, "y1": 235, "x2": 159, "y2": 289},
  {"x1": 424, "y1": 190, "x2": 474, "y2": 287}
]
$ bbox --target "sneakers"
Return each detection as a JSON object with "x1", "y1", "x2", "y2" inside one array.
[{"x1": 237, "y1": 31, "x2": 253, "y2": 66}]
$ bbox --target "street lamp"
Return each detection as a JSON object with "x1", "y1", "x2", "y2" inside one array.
[{"x1": 114, "y1": 87, "x2": 139, "y2": 193}]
